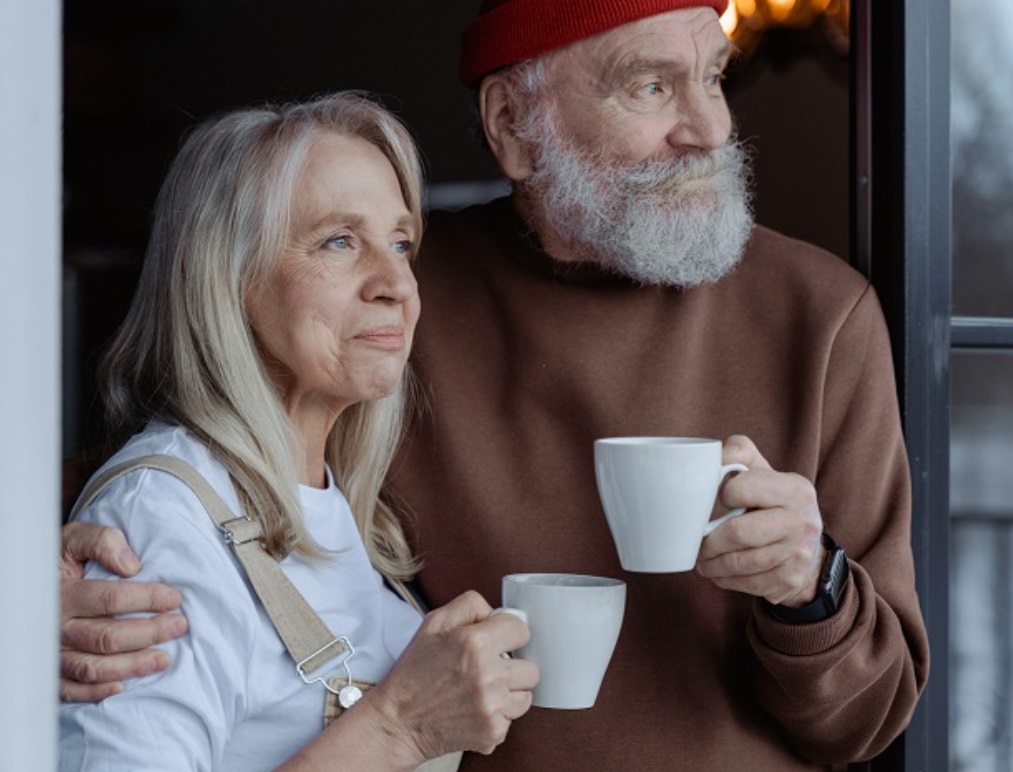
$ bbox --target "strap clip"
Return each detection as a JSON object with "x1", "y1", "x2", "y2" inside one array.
[{"x1": 218, "y1": 516, "x2": 263, "y2": 546}]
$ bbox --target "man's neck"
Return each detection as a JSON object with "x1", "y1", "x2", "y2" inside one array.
[{"x1": 512, "y1": 189, "x2": 585, "y2": 264}]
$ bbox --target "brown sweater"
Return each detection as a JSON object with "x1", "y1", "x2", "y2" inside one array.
[{"x1": 390, "y1": 197, "x2": 929, "y2": 771}]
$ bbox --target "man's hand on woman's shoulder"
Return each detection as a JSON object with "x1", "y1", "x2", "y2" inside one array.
[{"x1": 60, "y1": 521, "x2": 189, "y2": 702}]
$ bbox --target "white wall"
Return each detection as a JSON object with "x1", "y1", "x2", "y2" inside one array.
[{"x1": 0, "y1": 0, "x2": 61, "y2": 769}]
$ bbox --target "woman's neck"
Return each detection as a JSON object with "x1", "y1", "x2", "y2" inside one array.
[{"x1": 283, "y1": 393, "x2": 346, "y2": 489}]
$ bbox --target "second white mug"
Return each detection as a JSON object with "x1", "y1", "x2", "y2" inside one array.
[
  {"x1": 500, "y1": 573, "x2": 625, "y2": 710},
  {"x1": 594, "y1": 437, "x2": 747, "y2": 573}
]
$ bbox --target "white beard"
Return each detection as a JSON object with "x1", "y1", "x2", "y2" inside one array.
[{"x1": 519, "y1": 109, "x2": 755, "y2": 287}]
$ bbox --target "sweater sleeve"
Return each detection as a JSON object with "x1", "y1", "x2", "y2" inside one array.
[
  {"x1": 59, "y1": 467, "x2": 259, "y2": 772},
  {"x1": 745, "y1": 285, "x2": 931, "y2": 764}
]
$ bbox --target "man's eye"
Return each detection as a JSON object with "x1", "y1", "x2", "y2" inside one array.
[{"x1": 643, "y1": 82, "x2": 663, "y2": 96}]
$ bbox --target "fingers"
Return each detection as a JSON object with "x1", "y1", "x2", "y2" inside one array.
[
  {"x1": 59, "y1": 678, "x2": 124, "y2": 704},
  {"x1": 422, "y1": 590, "x2": 494, "y2": 634},
  {"x1": 61, "y1": 610, "x2": 187, "y2": 654},
  {"x1": 504, "y1": 657, "x2": 539, "y2": 694},
  {"x1": 482, "y1": 608, "x2": 532, "y2": 654},
  {"x1": 698, "y1": 508, "x2": 823, "y2": 604},
  {"x1": 59, "y1": 644, "x2": 172, "y2": 700},
  {"x1": 702, "y1": 438, "x2": 824, "y2": 604},
  {"x1": 502, "y1": 688, "x2": 534, "y2": 721},
  {"x1": 720, "y1": 467, "x2": 818, "y2": 517},
  {"x1": 61, "y1": 522, "x2": 141, "y2": 579},
  {"x1": 58, "y1": 612, "x2": 188, "y2": 702},
  {"x1": 62, "y1": 577, "x2": 182, "y2": 621}
]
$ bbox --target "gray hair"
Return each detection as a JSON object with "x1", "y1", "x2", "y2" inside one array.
[{"x1": 100, "y1": 91, "x2": 423, "y2": 576}]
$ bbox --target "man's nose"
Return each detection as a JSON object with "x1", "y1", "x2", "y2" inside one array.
[{"x1": 666, "y1": 88, "x2": 732, "y2": 151}]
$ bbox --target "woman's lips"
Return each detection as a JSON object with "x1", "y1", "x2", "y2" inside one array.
[{"x1": 353, "y1": 325, "x2": 406, "y2": 349}]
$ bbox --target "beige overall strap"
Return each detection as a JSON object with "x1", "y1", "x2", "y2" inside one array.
[
  {"x1": 71, "y1": 454, "x2": 343, "y2": 676},
  {"x1": 75, "y1": 453, "x2": 463, "y2": 772}
]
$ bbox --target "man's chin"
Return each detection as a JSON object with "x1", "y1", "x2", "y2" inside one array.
[{"x1": 639, "y1": 191, "x2": 723, "y2": 216}]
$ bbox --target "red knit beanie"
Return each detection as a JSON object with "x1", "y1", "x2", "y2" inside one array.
[{"x1": 459, "y1": 0, "x2": 730, "y2": 87}]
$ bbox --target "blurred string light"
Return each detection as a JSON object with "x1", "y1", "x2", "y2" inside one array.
[{"x1": 720, "y1": 0, "x2": 850, "y2": 55}]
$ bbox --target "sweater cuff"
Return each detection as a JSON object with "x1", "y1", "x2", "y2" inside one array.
[{"x1": 751, "y1": 561, "x2": 861, "y2": 656}]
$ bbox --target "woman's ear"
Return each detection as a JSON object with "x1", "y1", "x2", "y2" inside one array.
[{"x1": 478, "y1": 75, "x2": 535, "y2": 183}]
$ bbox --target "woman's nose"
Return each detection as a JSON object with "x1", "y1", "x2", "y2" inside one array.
[{"x1": 362, "y1": 249, "x2": 417, "y2": 304}]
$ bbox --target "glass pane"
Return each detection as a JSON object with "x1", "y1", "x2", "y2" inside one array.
[
  {"x1": 950, "y1": 351, "x2": 1013, "y2": 771},
  {"x1": 951, "y1": 0, "x2": 1013, "y2": 318}
]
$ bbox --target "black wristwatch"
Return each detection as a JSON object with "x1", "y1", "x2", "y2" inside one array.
[{"x1": 768, "y1": 531, "x2": 849, "y2": 624}]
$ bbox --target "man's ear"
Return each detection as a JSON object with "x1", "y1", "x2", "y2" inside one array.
[{"x1": 478, "y1": 75, "x2": 535, "y2": 183}]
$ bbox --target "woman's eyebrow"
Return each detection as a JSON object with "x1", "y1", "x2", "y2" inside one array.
[{"x1": 305, "y1": 212, "x2": 365, "y2": 234}]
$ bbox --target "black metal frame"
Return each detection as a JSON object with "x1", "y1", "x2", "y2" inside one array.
[
  {"x1": 854, "y1": 0, "x2": 953, "y2": 769},
  {"x1": 951, "y1": 317, "x2": 1013, "y2": 349}
]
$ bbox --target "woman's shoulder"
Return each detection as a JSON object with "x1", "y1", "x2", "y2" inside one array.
[{"x1": 74, "y1": 420, "x2": 242, "y2": 550}]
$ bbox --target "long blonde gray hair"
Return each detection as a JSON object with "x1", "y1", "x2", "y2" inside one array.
[{"x1": 100, "y1": 91, "x2": 424, "y2": 578}]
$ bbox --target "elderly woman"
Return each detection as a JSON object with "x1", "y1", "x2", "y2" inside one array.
[{"x1": 59, "y1": 92, "x2": 536, "y2": 771}]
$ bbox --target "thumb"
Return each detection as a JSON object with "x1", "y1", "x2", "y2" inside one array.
[
  {"x1": 722, "y1": 434, "x2": 772, "y2": 472},
  {"x1": 61, "y1": 522, "x2": 141, "y2": 579}
]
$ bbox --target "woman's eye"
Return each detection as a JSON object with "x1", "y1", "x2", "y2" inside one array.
[
  {"x1": 643, "y1": 82, "x2": 663, "y2": 96},
  {"x1": 392, "y1": 239, "x2": 414, "y2": 256},
  {"x1": 325, "y1": 235, "x2": 351, "y2": 250}
]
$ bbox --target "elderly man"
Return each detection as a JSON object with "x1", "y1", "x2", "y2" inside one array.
[{"x1": 60, "y1": 1, "x2": 929, "y2": 770}]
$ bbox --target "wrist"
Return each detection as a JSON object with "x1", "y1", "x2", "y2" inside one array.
[
  {"x1": 766, "y1": 532, "x2": 849, "y2": 624},
  {"x1": 292, "y1": 694, "x2": 424, "y2": 772}
]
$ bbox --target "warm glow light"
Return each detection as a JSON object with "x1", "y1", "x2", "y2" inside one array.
[
  {"x1": 766, "y1": 0, "x2": 798, "y2": 23},
  {"x1": 720, "y1": 3, "x2": 739, "y2": 36},
  {"x1": 721, "y1": 0, "x2": 849, "y2": 55}
]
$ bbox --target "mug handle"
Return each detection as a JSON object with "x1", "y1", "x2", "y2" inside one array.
[
  {"x1": 490, "y1": 607, "x2": 528, "y2": 625},
  {"x1": 490, "y1": 607, "x2": 529, "y2": 659},
  {"x1": 703, "y1": 462, "x2": 749, "y2": 536}
]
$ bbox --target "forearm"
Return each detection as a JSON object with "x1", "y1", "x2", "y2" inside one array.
[
  {"x1": 747, "y1": 286, "x2": 929, "y2": 761},
  {"x1": 275, "y1": 698, "x2": 423, "y2": 772},
  {"x1": 747, "y1": 563, "x2": 927, "y2": 762}
]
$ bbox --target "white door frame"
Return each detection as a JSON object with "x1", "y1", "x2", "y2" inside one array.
[{"x1": 0, "y1": 0, "x2": 61, "y2": 769}]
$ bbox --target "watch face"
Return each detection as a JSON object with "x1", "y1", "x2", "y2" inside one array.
[{"x1": 825, "y1": 548, "x2": 849, "y2": 607}]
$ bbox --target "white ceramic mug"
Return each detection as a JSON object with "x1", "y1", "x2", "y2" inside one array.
[
  {"x1": 499, "y1": 573, "x2": 626, "y2": 709},
  {"x1": 594, "y1": 437, "x2": 748, "y2": 573}
]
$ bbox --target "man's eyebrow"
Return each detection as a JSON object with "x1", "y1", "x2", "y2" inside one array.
[
  {"x1": 709, "y1": 42, "x2": 733, "y2": 67},
  {"x1": 608, "y1": 44, "x2": 733, "y2": 83}
]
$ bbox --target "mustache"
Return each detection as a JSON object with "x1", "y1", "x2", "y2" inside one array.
[{"x1": 614, "y1": 142, "x2": 749, "y2": 200}]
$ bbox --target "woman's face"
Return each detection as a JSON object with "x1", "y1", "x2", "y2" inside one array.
[{"x1": 247, "y1": 131, "x2": 420, "y2": 418}]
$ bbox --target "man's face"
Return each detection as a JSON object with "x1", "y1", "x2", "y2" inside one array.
[
  {"x1": 542, "y1": 6, "x2": 733, "y2": 164},
  {"x1": 507, "y1": 7, "x2": 751, "y2": 286}
]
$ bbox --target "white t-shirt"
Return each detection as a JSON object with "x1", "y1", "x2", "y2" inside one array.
[{"x1": 59, "y1": 420, "x2": 424, "y2": 771}]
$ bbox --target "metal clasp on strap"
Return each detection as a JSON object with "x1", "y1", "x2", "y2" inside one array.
[
  {"x1": 297, "y1": 636, "x2": 362, "y2": 708},
  {"x1": 217, "y1": 516, "x2": 263, "y2": 546}
]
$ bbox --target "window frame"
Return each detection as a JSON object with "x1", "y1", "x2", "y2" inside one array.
[{"x1": 854, "y1": 0, "x2": 953, "y2": 768}]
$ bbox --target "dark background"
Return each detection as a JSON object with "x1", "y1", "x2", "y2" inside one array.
[{"x1": 62, "y1": 0, "x2": 850, "y2": 456}]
